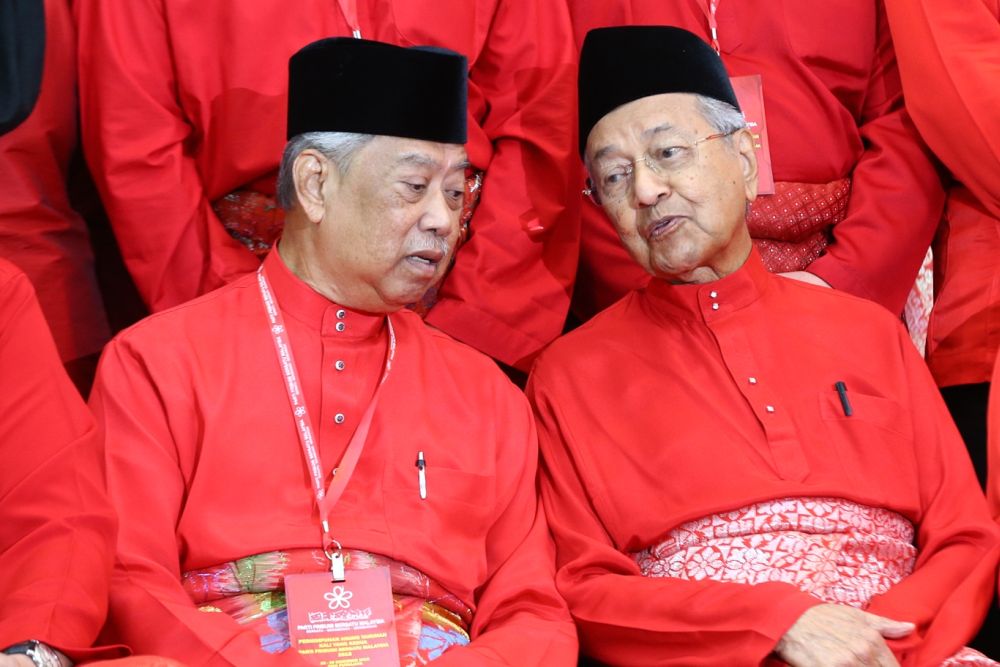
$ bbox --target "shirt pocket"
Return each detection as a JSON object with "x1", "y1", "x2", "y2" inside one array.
[
  {"x1": 384, "y1": 466, "x2": 497, "y2": 532},
  {"x1": 817, "y1": 389, "x2": 918, "y2": 488}
]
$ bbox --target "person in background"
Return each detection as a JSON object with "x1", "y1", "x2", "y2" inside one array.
[
  {"x1": 0, "y1": 0, "x2": 110, "y2": 394},
  {"x1": 74, "y1": 0, "x2": 579, "y2": 376}
]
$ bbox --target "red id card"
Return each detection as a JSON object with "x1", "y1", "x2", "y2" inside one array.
[
  {"x1": 729, "y1": 74, "x2": 775, "y2": 195},
  {"x1": 285, "y1": 567, "x2": 401, "y2": 667}
]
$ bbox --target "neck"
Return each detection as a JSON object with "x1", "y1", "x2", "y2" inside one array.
[{"x1": 276, "y1": 236, "x2": 353, "y2": 306}]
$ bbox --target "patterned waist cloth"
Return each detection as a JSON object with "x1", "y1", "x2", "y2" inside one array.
[
  {"x1": 631, "y1": 497, "x2": 994, "y2": 666},
  {"x1": 183, "y1": 549, "x2": 471, "y2": 665}
]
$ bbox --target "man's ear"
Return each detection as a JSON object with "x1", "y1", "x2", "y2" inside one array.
[
  {"x1": 734, "y1": 128, "x2": 759, "y2": 204},
  {"x1": 292, "y1": 150, "x2": 335, "y2": 223}
]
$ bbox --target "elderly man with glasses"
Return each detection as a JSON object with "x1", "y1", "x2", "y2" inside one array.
[
  {"x1": 89, "y1": 37, "x2": 576, "y2": 667},
  {"x1": 528, "y1": 26, "x2": 999, "y2": 667}
]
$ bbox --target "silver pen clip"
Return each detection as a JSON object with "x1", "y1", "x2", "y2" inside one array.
[{"x1": 416, "y1": 451, "x2": 427, "y2": 500}]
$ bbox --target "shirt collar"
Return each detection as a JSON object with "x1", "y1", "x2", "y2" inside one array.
[
  {"x1": 263, "y1": 248, "x2": 387, "y2": 339},
  {"x1": 641, "y1": 246, "x2": 772, "y2": 323}
]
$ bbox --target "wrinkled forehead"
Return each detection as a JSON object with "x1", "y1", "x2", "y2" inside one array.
[
  {"x1": 371, "y1": 135, "x2": 471, "y2": 172},
  {"x1": 585, "y1": 93, "x2": 710, "y2": 163}
]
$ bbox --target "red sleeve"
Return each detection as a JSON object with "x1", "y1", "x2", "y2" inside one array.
[
  {"x1": 74, "y1": 0, "x2": 259, "y2": 312},
  {"x1": 0, "y1": 265, "x2": 121, "y2": 660},
  {"x1": 432, "y1": 393, "x2": 577, "y2": 666},
  {"x1": 864, "y1": 325, "x2": 1000, "y2": 664},
  {"x1": 807, "y1": 1, "x2": 945, "y2": 315},
  {"x1": 89, "y1": 337, "x2": 308, "y2": 666},
  {"x1": 884, "y1": 0, "x2": 1000, "y2": 220},
  {"x1": 424, "y1": 0, "x2": 580, "y2": 371},
  {"x1": 527, "y1": 367, "x2": 822, "y2": 667}
]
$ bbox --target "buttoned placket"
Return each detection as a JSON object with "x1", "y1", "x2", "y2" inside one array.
[
  {"x1": 332, "y1": 309, "x2": 348, "y2": 425},
  {"x1": 700, "y1": 284, "x2": 809, "y2": 481}
]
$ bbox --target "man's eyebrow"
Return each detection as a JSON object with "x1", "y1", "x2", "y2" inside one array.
[
  {"x1": 591, "y1": 123, "x2": 682, "y2": 163},
  {"x1": 643, "y1": 123, "x2": 678, "y2": 139},
  {"x1": 591, "y1": 145, "x2": 618, "y2": 163},
  {"x1": 396, "y1": 152, "x2": 440, "y2": 169}
]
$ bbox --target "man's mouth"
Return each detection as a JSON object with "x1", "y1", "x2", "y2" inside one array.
[
  {"x1": 644, "y1": 215, "x2": 685, "y2": 240},
  {"x1": 405, "y1": 248, "x2": 446, "y2": 270}
]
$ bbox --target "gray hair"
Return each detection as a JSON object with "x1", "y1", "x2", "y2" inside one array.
[
  {"x1": 276, "y1": 131, "x2": 374, "y2": 210},
  {"x1": 694, "y1": 94, "x2": 747, "y2": 138}
]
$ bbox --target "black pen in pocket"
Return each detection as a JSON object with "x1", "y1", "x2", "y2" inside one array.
[{"x1": 835, "y1": 381, "x2": 853, "y2": 417}]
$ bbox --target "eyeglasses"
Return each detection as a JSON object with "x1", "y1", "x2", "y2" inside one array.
[{"x1": 583, "y1": 128, "x2": 742, "y2": 206}]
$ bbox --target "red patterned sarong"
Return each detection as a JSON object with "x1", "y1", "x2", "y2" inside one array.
[
  {"x1": 632, "y1": 497, "x2": 995, "y2": 666},
  {"x1": 183, "y1": 548, "x2": 472, "y2": 665}
]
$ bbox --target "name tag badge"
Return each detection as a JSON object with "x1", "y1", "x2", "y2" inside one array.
[
  {"x1": 729, "y1": 74, "x2": 775, "y2": 195},
  {"x1": 285, "y1": 567, "x2": 401, "y2": 666}
]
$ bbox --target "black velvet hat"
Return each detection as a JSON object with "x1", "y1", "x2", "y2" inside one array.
[
  {"x1": 287, "y1": 37, "x2": 468, "y2": 143},
  {"x1": 578, "y1": 26, "x2": 741, "y2": 155}
]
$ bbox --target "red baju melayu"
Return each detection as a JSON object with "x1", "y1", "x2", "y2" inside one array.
[
  {"x1": 883, "y1": 0, "x2": 1000, "y2": 387},
  {"x1": 89, "y1": 249, "x2": 577, "y2": 666},
  {"x1": 0, "y1": 0, "x2": 109, "y2": 364},
  {"x1": 74, "y1": 0, "x2": 579, "y2": 370},
  {"x1": 568, "y1": 0, "x2": 943, "y2": 321},
  {"x1": 528, "y1": 249, "x2": 1000, "y2": 666},
  {"x1": 0, "y1": 258, "x2": 120, "y2": 661}
]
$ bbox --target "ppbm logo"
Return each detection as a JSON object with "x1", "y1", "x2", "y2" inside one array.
[{"x1": 324, "y1": 585, "x2": 353, "y2": 610}]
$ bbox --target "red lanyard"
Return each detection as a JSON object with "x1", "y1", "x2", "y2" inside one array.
[
  {"x1": 337, "y1": 0, "x2": 362, "y2": 38},
  {"x1": 700, "y1": 0, "x2": 722, "y2": 53},
  {"x1": 257, "y1": 267, "x2": 395, "y2": 580}
]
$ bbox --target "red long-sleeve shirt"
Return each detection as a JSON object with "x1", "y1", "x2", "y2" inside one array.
[
  {"x1": 568, "y1": 0, "x2": 944, "y2": 321},
  {"x1": 0, "y1": 259, "x2": 121, "y2": 661},
  {"x1": 89, "y1": 249, "x2": 577, "y2": 666},
  {"x1": 74, "y1": 0, "x2": 579, "y2": 370},
  {"x1": 884, "y1": 0, "x2": 1000, "y2": 386},
  {"x1": 0, "y1": 0, "x2": 109, "y2": 363},
  {"x1": 529, "y1": 249, "x2": 999, "y2": 666}
]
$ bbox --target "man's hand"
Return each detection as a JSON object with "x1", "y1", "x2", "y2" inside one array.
[
  {"x1": 775, "y1": 603, "x2": 915, "y2": 667},
  {"x1": 779, "y1": 271, "x2": 832, "y2": 288},
  {"x1": 0, "y1": 655, "x2": 35, "y2": 667}
]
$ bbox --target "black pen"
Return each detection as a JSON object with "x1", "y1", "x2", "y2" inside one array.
[{"x1": 835, "y1": 381, "x2": 852, "y2": 417}]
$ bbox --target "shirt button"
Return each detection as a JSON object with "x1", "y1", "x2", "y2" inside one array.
[
  {"x1": 710, "y1": 290, "x2": 718, "y2": 298},
  {"x1": 765, "y1": 405, "x2": 776, "y2": 413},
  {"x1": 334, "y1": 413, "x2": 345, "y2": 424},
  {"x1": 749, "y1": 377, "x2": 758, "y2": 385},
  {"x1": 711, "y1": 303, "x2": 719, "y2": 311},
  {"x1": 335, "y1": 322, "x2": 346, "y2": 332},
  {"x1": 335, "y1": 360, "x2": 345, "y2": 371},
  {"x1": 336, "y1": 309, "x2": 346, "y2": 319}
]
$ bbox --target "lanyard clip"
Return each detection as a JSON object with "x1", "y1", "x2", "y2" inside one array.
[{"x1": 325, "y1": 538, "x2": 346, "y2": 582}]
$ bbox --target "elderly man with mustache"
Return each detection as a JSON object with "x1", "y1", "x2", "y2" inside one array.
[{"x1": 88, "y1": 37, "x2": 576, "y2": 667}]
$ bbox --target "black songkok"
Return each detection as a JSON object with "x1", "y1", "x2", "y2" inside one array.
[
  {"x1": 578, "y1": 26, "x2": 741, "y2": 155},
  {"x1": 287, "y1": 37, "x2": 468, "y2": 143}
]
